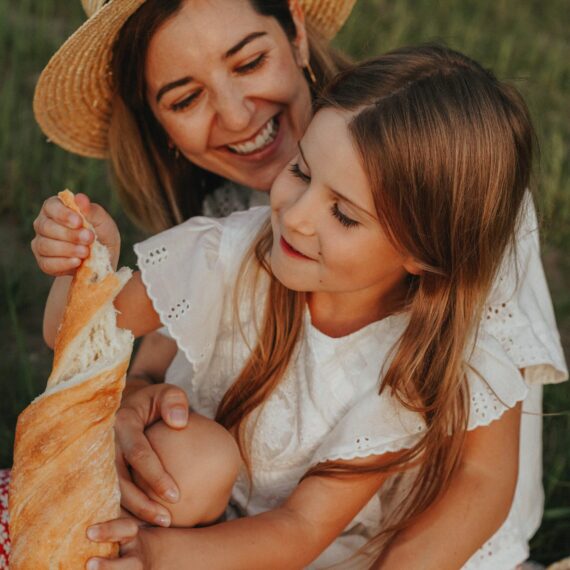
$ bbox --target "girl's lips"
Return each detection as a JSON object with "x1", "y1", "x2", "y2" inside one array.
[
  {"x1": 218, "y1": 114, "x2": 285, "y2": 163},
  {"x1": 280, "y1": 236, "x2": 313, "y2": 260}
]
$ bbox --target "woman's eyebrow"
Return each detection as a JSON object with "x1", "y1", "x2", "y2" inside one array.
[
  {"x1": 155, "y1": 31, "x2": 268, "y2": 104},
  {"x1": 156, "y1": 77, "x2": 193, "y2": 104},
  {"x1": 224, "y1": 31, "x2": 267, "y2": 59}
]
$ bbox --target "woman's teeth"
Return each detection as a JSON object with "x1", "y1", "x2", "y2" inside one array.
[{"x1": 227, "y1": 118, "x2": 278, "y2": 155}]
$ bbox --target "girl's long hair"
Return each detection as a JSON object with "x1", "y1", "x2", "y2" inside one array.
[
  {"x1": 216, "y1": 44, "x2": 535, "y2": 549},
  {"x1": 109, "y1": 0, "x2": 350, "y2": 233}
]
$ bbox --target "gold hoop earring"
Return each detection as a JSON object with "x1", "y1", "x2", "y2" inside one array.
[
  {"x1": 305, "y1": 62, "x2": 317, "y2": 86},
  {"x1": 168, "y1": 141, "x2": 181, "y2": 160}
]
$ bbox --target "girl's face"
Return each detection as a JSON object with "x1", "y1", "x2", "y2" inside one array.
[
  {"x1": 145, "y1": 0, "x2": 312, "y2": 192},
  {"x1": 270, "y1": 109, "x2": 414, "y2": 308}
]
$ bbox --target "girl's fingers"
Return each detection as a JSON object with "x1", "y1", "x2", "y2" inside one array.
[
  {"x1": 40, "y1": 196, "x2": 84, "y2": 229},
  {"x1": 32, "y1": 254, "x2": 82, "y2": 277},
  {"x1": 34, "y1": 215, "x2": 94, "y2": 245},
  {"x1": 116, "y1": 450, "x2": 172, "y2": 527},
  {"x1": 33, "y1": 236, "x2": 90, "y2": 260}
]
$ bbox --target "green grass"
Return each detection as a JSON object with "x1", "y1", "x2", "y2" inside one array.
[{"x1": 0, "y1": 0, "x2": 568, "y2": 564}]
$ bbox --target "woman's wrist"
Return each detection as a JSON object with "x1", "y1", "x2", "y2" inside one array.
[{"x1": 122, "y1": 374, "x2": 153, "y2": 400}]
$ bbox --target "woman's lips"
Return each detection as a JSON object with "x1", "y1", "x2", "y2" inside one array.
[
  {"x1": 280, "y1": 236, "x2": 313, "y2": 260},
  {"x1": 219, "y1": 114, "x2": 285, "y2": 163}
]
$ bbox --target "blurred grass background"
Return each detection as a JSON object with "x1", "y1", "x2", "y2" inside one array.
[{"x1": 0, "y1": 0, "x2": 568, "y2": 563}]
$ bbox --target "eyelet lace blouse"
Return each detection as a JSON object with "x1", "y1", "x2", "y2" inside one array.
[{"x1": 134, "y1": 197, "x2": 567, "y2": 570}]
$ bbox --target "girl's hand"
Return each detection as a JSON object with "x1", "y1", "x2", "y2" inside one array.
[
  {"x1": 115, "y1": 384, "x2": 190, "y2": 527},
  {"x1": 85, "y1": 517, "x2": 149, "y2": 570},
  {"x1": 31, "y1": 193, "x2": 120, "y2": 276}
]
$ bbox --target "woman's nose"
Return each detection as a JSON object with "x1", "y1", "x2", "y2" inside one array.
[{"x1": 213, "y1": 84, "x2": 255, "y2": 133}]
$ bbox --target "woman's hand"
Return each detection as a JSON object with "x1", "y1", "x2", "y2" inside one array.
[
  {"x1": 31, "y1": 193, "x2": 121, "y2": 276},
  {"x1": 86, "y1": 517, "x2": 150, "y2": 570},
  {"x1": 115, "y1": 383, "x2": 190, "y2": 527}
]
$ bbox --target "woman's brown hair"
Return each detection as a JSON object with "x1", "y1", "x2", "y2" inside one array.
[
  {"x1": 109, "y1": 0, "x2": 350, "y2": 233},
  {"x1": 216, "y1": 44, "x2": 535, "y2": 550}
]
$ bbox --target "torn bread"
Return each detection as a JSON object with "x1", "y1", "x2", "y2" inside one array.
[{"x1": 9, "y1": 190, "x2": 134, "y2": 569}]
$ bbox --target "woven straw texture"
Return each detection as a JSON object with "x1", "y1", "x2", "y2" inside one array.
[{"x1": 33, "y1": 0, "x2": 356, "y2": 158}]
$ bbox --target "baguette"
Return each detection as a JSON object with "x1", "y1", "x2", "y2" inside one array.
[{"x1": 9, "y1": 190, "x2": 134, "y2": 569}]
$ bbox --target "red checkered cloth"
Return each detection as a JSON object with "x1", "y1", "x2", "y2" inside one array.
[{"x1": 0, "y1": 469, "x2": 10, "y2": 569}]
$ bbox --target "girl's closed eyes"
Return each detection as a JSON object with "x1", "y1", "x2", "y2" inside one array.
[{"x1": 288, "y1": 162, "x2": 359, "y2": 228}]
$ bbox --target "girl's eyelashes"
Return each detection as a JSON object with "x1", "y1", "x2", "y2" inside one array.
[
  {"x1": 331, "y1": 203, "x2": 359, "y2": 229},
  {"x1": 171, "y1": 89, "x2": 203, "y2": 112},
  {"x1": 289, "y1": 162, "x2": 311, "y2": 183},
  {"x1": 235, "y1": 53, "x2": 267, "y2": 75}
]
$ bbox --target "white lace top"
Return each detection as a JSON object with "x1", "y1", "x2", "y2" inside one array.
[{"x1": 134, "y1": 202, "x2": 567, "y2": 570}]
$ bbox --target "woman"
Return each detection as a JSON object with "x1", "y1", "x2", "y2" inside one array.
[
  {"x1": 28, "y1": 0, "x2": 567, "y2": 567},
  {"x1": 32, "y1": 0, "x2": 353, "y2": 522}
]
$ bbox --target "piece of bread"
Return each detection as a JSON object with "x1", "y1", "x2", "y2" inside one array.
[{"x1": 9, "y1": 190, "x2": 134, "y2": 569}]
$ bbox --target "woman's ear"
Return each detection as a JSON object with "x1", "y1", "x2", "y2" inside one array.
[{"x1": 288, "y1": 0, "x2": 310, "y2": 68}]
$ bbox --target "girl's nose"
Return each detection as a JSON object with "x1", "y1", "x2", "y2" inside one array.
[
  {"x1": 282, "y1": 187, "x2": 317, "y2": 237},
  {"x1": 213, "y1": 84, "x2": 255, "y2": 133}
]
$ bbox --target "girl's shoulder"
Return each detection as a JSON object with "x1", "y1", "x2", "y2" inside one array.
[
  {"x1": 133, "y1": 207, "x2": 270, "y2": 368},
  {"x1": 309, "y1": 327, "x2": 529, "y2": 469}
]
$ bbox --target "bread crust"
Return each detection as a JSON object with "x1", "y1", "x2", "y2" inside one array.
[{"x1": 9, "y1": 190, "x2": 133, "y2": 569}]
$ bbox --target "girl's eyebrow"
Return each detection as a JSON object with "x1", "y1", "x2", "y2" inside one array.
[
  {"x1": 156, "y1": 31, "x2": 268, "y2": 104},
  {"x1": 298, "y1": 142, "x2": 377, "y2": 221}
]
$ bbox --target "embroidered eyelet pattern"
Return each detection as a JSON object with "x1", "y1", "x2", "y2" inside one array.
[
  {"x1": 166, "y1": 299, "x2": 190, "y2": 320},
  {"x1": 471, "y1": 385, "x2": 501, "y2": 421},
  {"x1": 355, "y1": 436, "x2": 371, "y2": 450},
  {"x1": 484, "y1": 301, "x2": 513, "y2": 323},
  {"x1": 142, "y1": 246, "x2": 168, "y2": 266},
  {"x1": 463, "y1": 517, "x2": 521, "y2": 569}
]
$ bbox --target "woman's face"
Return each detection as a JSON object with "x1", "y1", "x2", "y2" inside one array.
[{"x1": 145, "y1": 0, "x2": 312, "y2": 191}]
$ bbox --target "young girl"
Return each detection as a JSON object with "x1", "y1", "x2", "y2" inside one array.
[{"x1": 40, "y1": 45, "x2": 556, "y2": 569}]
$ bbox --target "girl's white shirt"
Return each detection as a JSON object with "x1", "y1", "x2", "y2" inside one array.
[{"x1": 134, "y1": 200, "x2": 567, "y2": 570}]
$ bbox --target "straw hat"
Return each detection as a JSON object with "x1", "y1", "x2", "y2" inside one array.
[{"x1": 33, "y1": 0, "x2": 356, "y2": 159}]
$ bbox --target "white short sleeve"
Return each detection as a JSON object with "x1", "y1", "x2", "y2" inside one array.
[
  {"x1": 134, "y1": 216, "x2": 226, "y2": 372},
  {"x1": 311, "y1": 330, "x2": 528, "y2": 467},
  {"x1": 483, "y1": 194, "x2": 568, "y2": 385},
  {"x1": 134, "y1": 207, "x2": 270, "y2": 375}
]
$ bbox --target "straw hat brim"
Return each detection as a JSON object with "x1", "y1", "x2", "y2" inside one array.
[{"x1": 33, "y1": 0, "x2": 356, "y2": 159}]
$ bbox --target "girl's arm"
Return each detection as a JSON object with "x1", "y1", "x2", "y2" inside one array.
[
  {"x1": 124, "y1": 333, "x2": 178, "y2": 397},
  {"x1": 89, "y1": 452, "x2": 400, "y2": 570},
  {"x1": 373, "y1": 402, "x2": 522, "y2": 570}
]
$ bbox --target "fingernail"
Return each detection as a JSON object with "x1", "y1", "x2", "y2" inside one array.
[
  {"x1": 164, "y1": 487, "x2": 179, "y2": 502},
  {"x1": 79, "y1": 229, "x2": 92, "y2": 243},
  {"x1": 169, "y1": 407, "x2": 187, "y2": 427},
  {"x1": 69, "y1": 215, "x2": 80, "y2": 227},
  {"x1": 86, "y1": 527, "x2": 98, "y2": 540},
  {"x1": 155, "y1": 513, "x2": 171, "y2": 527},
  {"x1": 87, "y1": 559, "x2": 99, "y2": 570}
]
